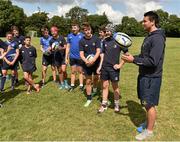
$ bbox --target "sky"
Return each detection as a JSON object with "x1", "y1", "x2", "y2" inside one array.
[{"x1": 11, "y1": 0, "x2": 180, "y2": 24}]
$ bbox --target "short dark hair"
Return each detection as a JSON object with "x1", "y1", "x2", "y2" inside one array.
[
  {"x1": 82, "y1": 22, "x2": 91, "y2": 30},
  {"x1": 41, "y1": 26, "x2": 49, "y2": 33},
  {"x1": 6, "y1": 31, "x2": 13, "y2": 36},
  {"x1": 144, "y1": 11, "x2": 159, "y2": 27},
  {"x1": 98, "y1": 24, "x2": 106, "y2": 32},
  {"x1": 25, "y1": 36, "x2": 31, "y2": 40},
  {"x1": 11, "y1": 26, "x2": 19, "y2": 31}
]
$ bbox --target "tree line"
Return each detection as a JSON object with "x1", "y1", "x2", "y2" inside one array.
[{"x1": 0, "y1": 0, "x2": 180, "y2": 37}]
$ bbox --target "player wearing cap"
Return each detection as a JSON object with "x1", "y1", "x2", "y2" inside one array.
[{"x1": 97, "y1": 24, "x2": 128, "y2": 113}]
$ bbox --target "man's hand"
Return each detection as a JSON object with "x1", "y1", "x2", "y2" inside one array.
[{"x1": 121, "y1": 53, "x2": 134, "y2": 63}]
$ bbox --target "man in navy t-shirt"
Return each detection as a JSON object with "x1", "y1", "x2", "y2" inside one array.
[
  {"x1": 79, "y1": 22, "x2": 101, "y2": 107},
  {"x1": 66, "y1": 23, "x2": 84, "y2": 91}
]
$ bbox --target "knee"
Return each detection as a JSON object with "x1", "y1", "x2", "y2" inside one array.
[{"x1": 103, "y1": 82, "x2": 109, "y2": 89}]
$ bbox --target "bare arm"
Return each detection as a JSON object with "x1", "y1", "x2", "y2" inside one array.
[
  {"x1": 65, "y1": 43, "x2": 70, "y2": 64},
  {"x1": 97, "y1": 53, "x2": 104, "y2": 74},
  {"x1": 11, "y1": 48, "x2": 19, "y2": 65}
]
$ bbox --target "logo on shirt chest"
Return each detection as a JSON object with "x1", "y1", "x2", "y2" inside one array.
[
  {"x1": 114, "y1": 44, "x2": 117, "y2": 48},
  {"x1": 29, "y1": 51, "x2": 32, "y2": 55},
  {"x1": 92, "y1": 42, "x2": 96, "y2": 46}
]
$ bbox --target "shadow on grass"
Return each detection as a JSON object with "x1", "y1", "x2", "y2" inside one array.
[
  {"x1": 101, "y1": 91, "x2": 146, "y2": 127},
  {"x1": 126, "y1": 100, "x2": 146, "y2": 127},
  {"x1": 0, "y1": 88, "x2": 23, "y2": 106}
]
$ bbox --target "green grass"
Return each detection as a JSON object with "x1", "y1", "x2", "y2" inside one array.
[{"x1": 0, "y1": 37, "x2": 179, "y2": 140}]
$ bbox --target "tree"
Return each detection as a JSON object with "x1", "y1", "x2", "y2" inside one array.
[
  {"x1": 165, "y1": 14, "x2": 180, "y2": 37},
  {"x1": 25, "y1": 11, "x2": 49, "y2": 36},
  {"x1": 48, "y1": 15, "x2": 71, "y2": 36},
  {"x1": 87, "y1": 13, "x2": 109, "y2": 34},
  {"x1": 65, "y1": 6, "x2": 88, "y2": 24},
  {"x1": 0, "y1": 0, "x2": 26, "y2": 36},
  {"x1": 117, "y1": 16, "x2": 144, "y2": 36}
]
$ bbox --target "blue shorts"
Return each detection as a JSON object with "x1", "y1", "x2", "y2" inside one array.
[
  {"x1": 101, "y1": 66, "x2": 120, "y2": 82},
  {"x1": 137, "y1": 75, "x2": 162, "y2": 107}
]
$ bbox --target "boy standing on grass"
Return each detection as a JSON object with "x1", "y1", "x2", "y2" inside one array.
[
  {"x1": 79, "y1": 22, "x2": 101, "y2": 107},
  {"x1": 19, "y1": 36, "x2": 40, "y2": 94},
  {"x1": 49, "y1": 26, "x2": 70, "y2": 90},
  {"x1": 40, "y1": 27, "x2": 56, "y2": 87},
  {"x1": 11, "y1": 26, "x2": 25, "y2": 84},
  {"x1": 96, "y1": 24, "x2": 127, "y2": 113},
  {"x1": 122, "y1": 11, "x2": 166, "y2": 140},
  {"x1": 0, "y1": 32, "x2": 19, "y2": 92},
  {"x1": 66, "y1": 23, "x2": 84, "y2": 92}
]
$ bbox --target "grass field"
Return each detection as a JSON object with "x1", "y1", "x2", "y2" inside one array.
[{"x1": 0, "y1": 37, "x2": 179, "y2": 141}]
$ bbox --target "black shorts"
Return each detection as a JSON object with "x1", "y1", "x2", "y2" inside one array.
[
  {"x1": 83, "y1": 62, "x2": 99, "y2": 76},
  {"x1": 42, "y1": 54, "x2": 53, "y2": 66},
  {"x1": 137, "y1": 75, "x2": 162, "y2": 107},
  {"x1": 54, "y1": 55, "x2": 66, "y2": 67},
  {"x1": 2, "y1": 61, "x2": 18, "y2": 70},
  {"x1": 101, "y1": 66, "x2": 120, "y2": 82},
  {"x1": 70, "y1": 58, "x2": 83, "y2": 66},
  {"x1": 22, "y1": 65, "x2": 36, "y2": 73}
]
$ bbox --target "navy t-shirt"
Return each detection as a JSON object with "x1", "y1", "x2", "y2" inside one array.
[
  {"x1": 79, "y1": 35, "x2": 101, "y2": 58},
  {"x1": 4, "y1": 40, "x2": 19, "y2": 61},
  {"x1": 14, "y1": 35, "x2": 25, "y2": 48},
  {"x1": 20, "y1": 46, "x2": 37, "y2": 71},
  {"x1": 49, "y1": 35, "x2": 67, "y2": 57},
  {"x1": 67, "y1": 32, "x2": 84, "y2": 59},
  {"x1": 102, "y1": 36, "x2": 128, "y2": 67}
]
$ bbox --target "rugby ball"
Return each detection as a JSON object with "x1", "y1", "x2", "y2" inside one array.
[
  {"x1": 52, "y1": 42, "x2": 59, "y2": 50},
  {"x1": 86, "y1": 54, "x2": 94, "y2": 67},
  {"x1": 113, "y1": 32, "x2": 132, "y2": 48},
  {"x1": 86, "y1": 54, "x2": 94, "y2": 61}
]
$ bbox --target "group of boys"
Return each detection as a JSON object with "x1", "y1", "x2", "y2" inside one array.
[
  {"x1": 0, "y1": 11, "x2": 166, "y2": 140},
  {"x1": 40, "y1": 22, "x2": 124, "y2": 110}
]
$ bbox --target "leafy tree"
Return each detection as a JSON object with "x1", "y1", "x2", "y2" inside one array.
[
  {"x1": 87, "y1": 13, "x2": 109, "y2": 34},
  {"x1": 25, "y1": 12, "x2": 49, "y2": 36},
  {"x1": 48, "y1": 15, "x2": 71, "y2": 36},
  {"x1": 117, "y1": 16, "x2": 144, "y2": 36},
  {"x1": 65, "y1": 6, "x2": 88, "y2": 24},
  {"x1": 0, "y1": 0, "x2": 26, "y2": 36}
]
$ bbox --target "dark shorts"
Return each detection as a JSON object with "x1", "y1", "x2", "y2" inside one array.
[
  {"x1": 22, "y1": 65, "x2": 36, "y2": 74},
  {"x1": 137, "y1": 75, "x2": 162, "y2": 107},
  {"x1": 2, "y1": 61, "x2": 18, "y2": 70},
  {"x1": 42, "y1": 54, "x2": 53, "y2": 66},
  {"x1": 53, "y1": 52, "x2": 66, "y2": 67},
  {"x1": 70, "y1": 58, "x2": 83, "y2": 66},
  {"x1": 101, "y1": 66, "x2": 120, "y2": 82},
  {"x1": 83, "y1": 62, "x2": 99, "y2": 76}
]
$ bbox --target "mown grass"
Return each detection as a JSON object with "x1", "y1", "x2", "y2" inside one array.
[{"x1": 0, "y1": 37, "x2": 179, "y2": 141}]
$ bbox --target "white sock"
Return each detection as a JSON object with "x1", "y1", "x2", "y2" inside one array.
[
  {"x1": 93, "y1": 87, "x2": 97, "y2": 93},
  {"x1": 147, "y1": 129, "x2": 153, "y2": 134},
  {"x1": 114, "y1": 100, "x2": 119, "y2": 105},
  {"x1": 79, "y1": 84, "x2": 83, "y2": 87},
  {"x1": 71, "y1": 84, "x2": 75, "y2": 87}
]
